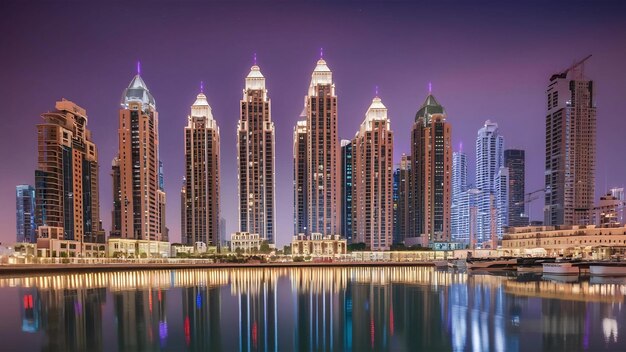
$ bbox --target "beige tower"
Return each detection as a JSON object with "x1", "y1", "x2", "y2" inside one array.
[
  {"x1": 293, "y1": 117, "x2": 308, "y2": 235},
  {"x1": 114, "y1": 67, "x2": 165, "y2": 241},
  {"x1": 183, "y1": 85, "x2": 220, "y2": 247},
  {"x1": 352, "y1": 96, "x2": 394, "y2": 250},
  {"x1": 237, "y1": 63, "x2": 275, "y2": 243},
  {"x1": 305, "y1": 56, "x2": 339, "y2": 235},
  {"x1": 545, "y1": 56, "x2": 596, "y2": 226},
  {"x1": 35, "y1": 99, "x2": 104, "y2": 243}
]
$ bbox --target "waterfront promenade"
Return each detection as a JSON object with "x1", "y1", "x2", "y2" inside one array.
[{"x1": 0, "y1": 260, "x2": 435, "y2": 275}]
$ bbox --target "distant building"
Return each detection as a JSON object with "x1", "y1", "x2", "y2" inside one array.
[
  {"x1": 113, "y1": 66, "x2": 166, "y2": 241},
  {"x1": 230, "y1": 232, "x2": 261, "y2": 253},
  {"x1": 495, "y1": 166, "x2": 509, "y2": 239},
  {"x1": 504, "y1": 149, "x2": 527, "y2": 227},
  {"x1": 291, "y1": 233, "x2": 347, "y2": 256},
  {"x1": 237, "y1": 63, "x2": 275, "y2": 244},
  {"x1": 36, "y1": 226, "x2": 106, "y2": 258},
  {"x1": 340, "y1": 139, "x2": 353, "y2": 243},
  {"x1": 544, "y1": 56, "x2": 596, "y2": 226},
  {"x1": 410, "y1": 91, "x2": 452, "y2": 243},
  {"x1": 183, "y1": 86, "x2": 220, "y2": 248},
  {"x1": 594, "y1": 193, "x2": 624, "y2": 227},
  {"x1": 352, "y1": 96, "x2": 394, "y2": 251},
  {"x1": 107, "y1": 238, "x2": 170, "y2": 258},
  {"x1": 35, "y1": 99, "x2": 104, "y2": 244},
  {"x1": 610, "y1": 187, "x2": 625, "y2": 225},
  {"x1": 16, "y1": 185, "x2": 36, "y2": 243},
  {"x1": 393, "y1": 154, "x2": 411, "y2": 245}
]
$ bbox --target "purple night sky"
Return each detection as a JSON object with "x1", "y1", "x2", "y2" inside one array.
[{"x1": 1, "y1": 0, "x2": 625, "y2": 246}]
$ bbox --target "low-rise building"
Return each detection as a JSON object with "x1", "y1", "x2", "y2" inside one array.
[
  {"x1": 36, "y1": 226, "x2": 106, "y2": 258},
  {"x1": 171, "y1": 243, "x2": 195, "y2": 257},
  {"x1": 291, "y1": 233, "x2": 347, "y2": 256},
  {"x1": 107, "y1": 238, "x2": 170, "y2": 258},
  {"x1": 502, "y1": 225, "x2": 626, "y2": 258},
  {"x1": 230, "y1": 232, "x2": 261, "y2": 253}
]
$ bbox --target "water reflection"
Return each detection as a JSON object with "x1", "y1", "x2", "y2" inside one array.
[{"x1": 1, "y1": 267, "x2": 625, "y2": 351}]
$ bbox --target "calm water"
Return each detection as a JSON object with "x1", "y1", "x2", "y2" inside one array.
[{"x1": 0, "y1": 267, "x2": 624, "y2": 352}]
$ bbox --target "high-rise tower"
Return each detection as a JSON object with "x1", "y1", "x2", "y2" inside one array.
[
  {"x1": 183, "y1": 85, "x2": 220, "y2": 247},
  {"x1": 16, "y1": 185, "x2": 36, "y2": 243},
  {"x1": 451, "y1": 149, "x2": 468, "y2": 242},
  {"x1": 113, "y1": 65, "x2": 165, "y2": 241},
  {"x1": 305, "y1": 55, "x2": 339, "y2": 235},
  {"x1": 545, "y1": 56, "x2": 596, "y2": 226},
  {"x1": 35, "y1": 99, "x2": 103, "y2": 243},
  {"x1": 237, "y1": 62, "x2": 275, "y2": 243},
  {"x1": 352, "y1": 96, "x2": 394, "y2": 250},
  {"x1": 504, "y1": 149, "x2": 527, "y2": 227},
  {"x1": 293, "y1": 118, "x2": 308, "y2": 236},
  {"x1": 340, "y1": 140, "x2": 354, "y2": 242},
  {"x1": 475, "y1": 120, "x2": 504, "y2": 244},
  {"x1": 410, "y1": 92, "x2": 452, "y2": 243}
]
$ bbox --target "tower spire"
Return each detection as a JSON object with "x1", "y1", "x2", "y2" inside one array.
[
  {"x1": 200, "y1": 81, "x2": 204, "y2": 94},
  {"x1": 320, "y1": 47, "x2": 324, "y2": 59},
  {"x1": 428, "y1": 81, "x2": 432, "y2": 94},
  {"x1": 375, "y1": 85, "x2": 379, "y2": 97},
  {"x1": 137, "y1": 60, "x2": 141, "y2": 75}
]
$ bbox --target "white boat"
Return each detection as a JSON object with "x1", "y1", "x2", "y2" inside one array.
[
  {"x1": 542, "y1": 262, "x2": 580, "y2": 275},
  {"x1": 589, "y1": 262, "x2": 626, "y2": 276},
  {"x1": 466, "y1": 258, "x2": 517, "y2": 270}
]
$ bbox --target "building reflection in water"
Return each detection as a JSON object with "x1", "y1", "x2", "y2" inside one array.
[{"x1": 2, "y1": 267, "x2": 626, "y2": 351}]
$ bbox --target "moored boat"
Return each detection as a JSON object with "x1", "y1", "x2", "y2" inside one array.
[
  {"x1": 466, "y1": 257, "x2": 517, "y2": 270},
  {"x1": 433, "y1": 260, "x2": 449, "y2": 269},
  {"x1": 517, "y1": 257, "x2": 556, "y2": 273},
  {"x1": 589, "y1": 262, "x2": 626, "y2": 276},
  {"x1": 542, "y1": 262, "x2": 579, "y2": 275}
]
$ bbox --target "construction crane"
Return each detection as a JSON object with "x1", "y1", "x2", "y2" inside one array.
[{"x1": 515, "y1": 188, "x2": 546, "y2": 225}]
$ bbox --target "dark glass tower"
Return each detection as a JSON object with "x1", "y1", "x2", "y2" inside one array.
[{"x1": 504, "y1": 149, "x2": 527, "y2": 227}]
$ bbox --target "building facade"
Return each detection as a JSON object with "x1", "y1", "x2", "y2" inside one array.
[
  {"x1": 451, "y1": 150, "x2": 467, "y2": 242},
  {"x1": 352, "y1": 96, "x2": 394, "y2": 251},
  {"x1": 305, "y1": 57, "x2": 340, "y2": 235},
  {"x1": 291, "y1": 233, "x2": 347, "y2": 256},
  {"x1": 340, "y1": 139, "x2": 353, "y2": 242},
  {"x1": 495, "y1": 166, "x2": 509, "y2": 240},
  {"x1": 544, "y1": 56, "x2": 596, "y2": 226},
  {"x1": 35, "y1": 99, "x2": 104, "y2": 244},
  {"x1": 475, "y1": 120, "x2": 504, "y2": 244},
  {"x1": 230, "y1": 232, "x2": 261, "y2": 253},
  {"x1": 504, "y1": 149, "x2": 527, "y2": 227},
  {"x1": 594, "y1": 193, "x2": 624, "y2": 227},
  {"x1": 112, "y1": 68, "x2": 166, "y2": 241},
  {"x1": 237, "y1": 64, "x2": 275, "y2": 243},
  {"x1": 16, "y1": 185, "x2": 36, "y2": 243},
  {"x1": 410, "y1": 93, "x2": 452, "y2": 243},
  {"x1": 183, "y1": 87, "x2": 220, "y2": 247}
]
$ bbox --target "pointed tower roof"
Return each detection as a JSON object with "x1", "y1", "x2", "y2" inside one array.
[
  {"x1": 359, "y1": 96, "x2": 390, "y2": 133},
  {"x1": 245, "y1": 65, "x2": 266, "y2": 90},
  {"x1": 415, "y1": 93, "x2": 444, "y2": 122},
  {"x1": 309, "y1": 58, "x2": 333, "y2": 95},
  {"x1": 191, "y1": 83, "x2": 214, "y2": 120},
  {"x1": 121, "y1": 74, "x2": 156, "y2": 109}
]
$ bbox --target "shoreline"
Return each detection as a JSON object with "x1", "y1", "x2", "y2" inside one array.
[{"x1": 0, "y1": 261, "x2": 435, "y2": 276}]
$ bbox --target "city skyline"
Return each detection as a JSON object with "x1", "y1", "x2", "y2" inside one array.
[{"x1": 2, "y1": 1, "x2": 626, "y2": 246}]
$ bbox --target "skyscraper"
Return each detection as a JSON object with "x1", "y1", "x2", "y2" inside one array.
[
  {"x1": 305, "y1": 55, "x2": 339, "y2": 235},
  {"x1": 35, "y1": 99, "x2": 103, "y2": 243},
  {"x1": 495, "y1": 166, "x2": 509, "y2": 239},
  {"x1": 110, "y1": 158, "x2": 121, "y2": 238},
  {"x1": 545, "y1": 56, "x2": 596, "y2": 226},
  {"x1": 237, "y1": 62, "x2": 275, "y2": 243},
  {"x1": 393, "y1": 154, "x2": 411, "y2": 245},
  {"x1": 352, "y1": 96, "x2": 394, "y2": 250},
  {"x1": 451, "y1": 150, "x2": 467, "y2": 242},
  {"x1": 183, "y1": 86, "x2": 220, "y2": 247},
  {"x1": 475, "y1": 120, "x2": 504, "y2": 244},
  {"x1": 293, "y1": 118, "x2": 308, "y2": 236},
  {"x1": 16, "y1": 185, "x2": 36, "y2": 243},
  {"x1": 504, "y1": 149, "x2": 527, "y2": 227},
  {"x1": 340, "y1": 140, "x2": 353, "y2": 242},
  {"x1": 113, "y1": 65, "x2": 166, "y2": 241},
  {"x1": 410, "y1": 92, "x2": 452, "y2": 243}
]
